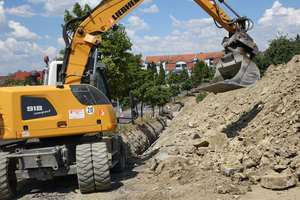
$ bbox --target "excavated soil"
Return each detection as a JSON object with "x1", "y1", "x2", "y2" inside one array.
[{"x1": 15, "y1": 55, "x2": 300, "y2": 200}]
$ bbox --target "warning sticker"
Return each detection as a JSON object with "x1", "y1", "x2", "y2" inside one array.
[
  {"x1": 107, "y1": 17, "x2": 114, "y2": 24},
  {"x1": 22, "y1": 132, "x2": 30, "y2": 137},
  {"x1": 98, "y1": 109, "x2": 105, "y2": 116},
  {"x1": 69, "y1": 109, "x2": 85, "y2": 119}
]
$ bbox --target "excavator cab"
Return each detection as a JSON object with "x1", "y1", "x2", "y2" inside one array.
[{"x1": 196, "y1": 0, "x2": 260, "y2": 93}]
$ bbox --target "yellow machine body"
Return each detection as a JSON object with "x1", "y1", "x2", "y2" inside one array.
[{"x1": 0, "y1": 85, "x2": 117, "y2": 140}]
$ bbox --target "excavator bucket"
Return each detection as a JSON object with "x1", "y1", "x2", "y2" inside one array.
[{"x1": 197, "y1": 52, "x2": 260, "y2": 93}]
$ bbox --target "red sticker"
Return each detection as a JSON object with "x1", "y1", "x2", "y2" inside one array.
[
  {"x1": 99, "y1": 109, "x2": 105, "y2": 116},
  {"x1": 107, "y1": 18, "x2": 114, "y2": 24}
]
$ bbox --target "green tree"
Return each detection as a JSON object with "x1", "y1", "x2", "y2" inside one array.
[
  {"x1": 53, "y1": 50, "x2": 65, "y2": 61},
  {"x1": 62, "y1": 2, "x2": 92, "y2": 31},
  {"x1": 253, "y1": 33, "x2": 300, "y2": 76},
  {"x1": 190, "y1": 63, "x2": 202, "y2": 88},
  {"x1": 156, "y1": 62, "x2": 165, "y2": 85},
  {"x1": 3, "y1": 73, "x2": 22, "y2": 87},
  {"x1": 166, "y1": 71, "x2": 180, "y2": 85},
  {"x1": 145, "y1": 86, "x2": 171, "y2": 117},
  {"x1": 148, "y1": 61, "x2": 157, "y2": 75},
  {"x1": 22, "y1": 76, "x2": 33, "y2": 86},
  {"x1": 100, "y1": 24, "x2": 142, "y2": 101},
  {"x1": 179, "y1": 65, "x2": 189, "y2": 83},
  {"x1": 169, "y1": 84, "x2": 180, "y2": 102},
  {"x1": 181, "y1": 77, "x2": 193, "y2": 94},
  {"x1": 133, "y1": 69, "x2": 154, "y2": 121}
]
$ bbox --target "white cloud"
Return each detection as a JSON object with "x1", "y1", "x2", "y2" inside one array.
[
  {"x1": 26, "y1": 0, "x2": 47, "y2": 4},
  {"x1": 126, "y1": 16, "x2": 150, "y2": 31},
  {"x1": 45, "y1": 35, "x2": 51, "y2": 39},
  {"x1": 57, "y1": 37, "x2": 65, "y2": 47},
  {"x1": 139, "y1": 4, "x2": 159, "y2": 13},
  {"x1": 129, "y1": 16, "x2": 227, "y2": 58},
  {"x1": 5, "y1": 4, "x2": 36, "y2": 17},
  {"x1": 170, "y1": 15, "x2": 213, "y2": 29},
  {"x1": 40, "y1": 0, "x2": 100, "y2": 17},
  {"x1": 6, "y1": 21, "x2": 42, "y2": 41},
  {"x1": 0, "y1": 1, "x2": 7, "y2": 30},
  {"x1": 0, "y1": 37, "x2": 57, "y2": 75},
  {"x1": 252, "y1": 1, "x2": 300, "y2": 50},
  {"x1": 141, "y1": 0, "x2": 152, "y2": 4}
]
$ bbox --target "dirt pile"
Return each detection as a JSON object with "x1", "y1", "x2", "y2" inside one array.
[{"x1": 141, "y1": 55, "x2": 300, "y2": 196}]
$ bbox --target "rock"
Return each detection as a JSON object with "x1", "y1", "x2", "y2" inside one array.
[
  {"x1": 155, "y1": 153, "x2": 173, "y2": 163},
  {"x1": 184, "y1": 146, "x2": 196, "y2": 154},
  {"x1": 296, "y1": 167, "x2": 300, "y2": 179},
  {"x1": 168, "y1": 147, "x2": 180, "y2": 155},
  {"x1": 193, "y1": 139, "x2": 209, "y2": 147},
  {"x1": 188, "y1": 121, "x2": 198, "y2": 128},
  {"x1": 249, "y1": 175, "x2": 261, "y2": 184},
  {"x1": 249, "y1": 148, "x2": 262, "y2": 164},
  {"x1": 195, "y1": 147, "x2": 209, "y2": 156},
  {"x1": 221, "y1": 164, "x2": 244, "y2": 176},
  {"x1": 260, "y1": 156, "x2": 270, "y2": 166},
  {"x1": 193, "y1": 134, "x2": 201, "y2": 139},
  {"x1": 226, "y1": 155, "x2": 242, "y2": 165},
  {"x1": 261, "y1": 173, "x2": 296, "y2": 190},
  {"x1": 274, "y1": 165, "x2": 287, "y2": 171},
  {"x1": 243, "y1": 155, "x2": 256, "y2": 168},
  {"x1": 202, "y1": 129, "x2": 229, "y2": 151}
]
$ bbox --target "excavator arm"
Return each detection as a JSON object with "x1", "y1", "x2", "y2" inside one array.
[
  {"x1": 61, "y1": 0, "x2": 260, "y2": 92},
  {"x1": 61, "y1": 0, "x2": 144, "y2": 84}
]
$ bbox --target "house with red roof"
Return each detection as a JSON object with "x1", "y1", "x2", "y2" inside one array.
[
  {"x1": 144, "y1": 51, "x2": 225, "y2": 75},
  {"x1": 212, "y1": 51, "x2": 226, "y2": 65},
  {"x1": 0, "y1": 76, "x2": 7, "y2": 87},
  {"x1": 144, "y1": 55, "x2": 172, "y2": 72},
  {"x1": 13, "y1": 71, "x2": 44, "y2": 81},
  {"x1": 195, "y1": 51, "x2": 221, "y2": 66},
  {"x1": 165, "y1": 56, "x2": 195, "y2": 76}
]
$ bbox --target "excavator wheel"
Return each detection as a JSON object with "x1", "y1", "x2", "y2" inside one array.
[
  {"x1": 91, "y1": 142, "x2": 111, "y2": 191},
  {"x1": 111, "y1": 136, "x2": 126, "y2": 173},
  {"x1": 0, "y1": 153, "x2": 17, "y2": 200},
  {"x1": 76, "y1": 144, "x2": 95, "y2": 193}
]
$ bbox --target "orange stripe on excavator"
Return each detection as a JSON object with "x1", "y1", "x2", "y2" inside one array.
[{"x1": 193, "y1": 0, "x2": 235, "y2": 34}]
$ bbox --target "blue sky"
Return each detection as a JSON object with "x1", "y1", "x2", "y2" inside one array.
[{"x1": 0, "y1": 0, "x2": 300, "y2": 76}]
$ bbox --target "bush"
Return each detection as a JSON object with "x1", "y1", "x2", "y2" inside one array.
[{"x1": 196, "y1": 92, "x2": 208, "y2": 103}]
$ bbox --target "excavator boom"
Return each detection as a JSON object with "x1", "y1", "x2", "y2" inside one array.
[{"x1": 61, "y1": 0, "x2": 260, "y2": 93}]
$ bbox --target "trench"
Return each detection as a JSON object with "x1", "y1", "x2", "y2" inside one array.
[{"x1": 119, "y1": 103, "x2": 182, "y2": 156}]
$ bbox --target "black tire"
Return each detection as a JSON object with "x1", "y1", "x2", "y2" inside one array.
[
  {"x1": 76, "y1": 144, "x2": 95, "y2": 193},
  {"x1": 0, "y1": 152, "x2": 17, "y2": 200},
  {"x1": 111, "y1": 136, "x2": 126, "y2": 172},
  {"x1": 91, "y1": 142, "x2": 111, "y2": 191}
]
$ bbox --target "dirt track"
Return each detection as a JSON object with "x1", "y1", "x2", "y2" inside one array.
[{"x1": 14, "y1": 55, "x2": 300, "y2": 200}]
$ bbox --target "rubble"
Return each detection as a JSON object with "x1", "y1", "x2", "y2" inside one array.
[{"x1": 146, "y1": 55, "x2": 300, "y2": 194}]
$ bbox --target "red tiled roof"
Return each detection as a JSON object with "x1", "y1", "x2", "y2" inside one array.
[
  {"x1": 13, "y1": 71, "x2": 44, "y2": 81},
  {"x1": 172, "y1": 54, "x2": 196, "y2": 61},
  {"x1": 196, "y1": 52, "x2": 219, "y2": 61},
  {"x1": 212, "y1": 51, "x2": 226, "y2": 64},
  {"x1": 0, "y1": 76, "x2": 7, "y2": 86},
  {"x1": 145, "y1": 55, "x2": 171, "y2": 65},
  {"x1": 165, "y1": 57, "x2": 194, "y2": 71}
]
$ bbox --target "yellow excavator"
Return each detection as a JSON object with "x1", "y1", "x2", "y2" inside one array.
[{"x1": 0, "y1": 0, "x2": 260, "y2": 199}]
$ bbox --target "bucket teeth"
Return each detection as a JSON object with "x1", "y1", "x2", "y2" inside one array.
[{"x1": 197, "y1": 52, "x2": 260, "y2": 93}]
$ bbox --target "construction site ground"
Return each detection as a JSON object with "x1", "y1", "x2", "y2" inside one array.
[{"x1": 14, "y1": 55, "x2": 300, "y2": 200}]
